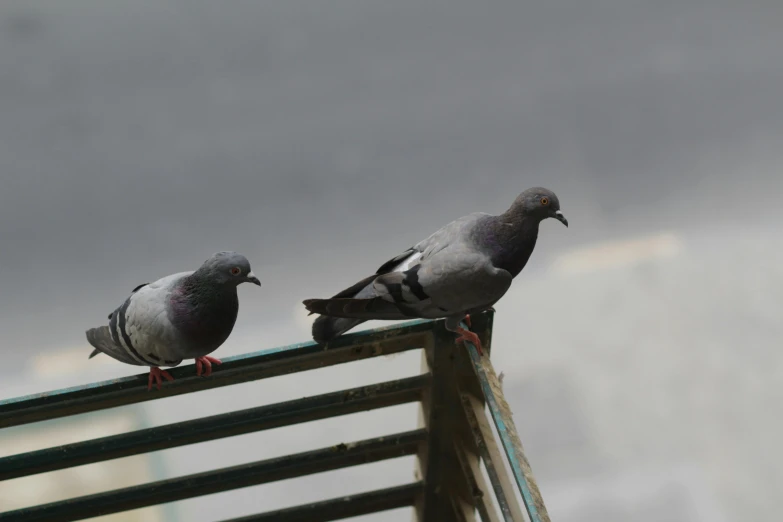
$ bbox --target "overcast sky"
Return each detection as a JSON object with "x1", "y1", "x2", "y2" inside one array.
[{"x1": 0, "y1": 2, "x2": 781, "y2": 521}]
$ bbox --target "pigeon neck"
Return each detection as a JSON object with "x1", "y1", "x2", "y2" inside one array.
[
  {"x1": 170, "y1": 273, "x2": 239, "y2": 347},
  {"x1": 179, "y1": 272, "x2": 239, "y2": 308},
  {"x1": 481, "y1": 211, "x2": 540, "y2": 278}
]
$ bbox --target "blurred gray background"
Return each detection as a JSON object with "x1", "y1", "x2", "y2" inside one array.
[{"x1": 0, "y1": 1, "x2": 781, "y2": 521}]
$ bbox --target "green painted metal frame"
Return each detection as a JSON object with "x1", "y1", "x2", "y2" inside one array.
[
  {"x1": 1, "y1": 430, "x2": 426, "y2": 522},
  {"x1": 459, "y1": 320, "x2": 551, "y2": 522},
  {"x1": 0, "y1": 375, "x2": 429, "y2": 481},
  {"x1": 0, "y1": 311, "x2": 550, "y2": 522}
]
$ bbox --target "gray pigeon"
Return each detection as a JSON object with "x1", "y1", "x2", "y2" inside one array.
[
  {"x1": 86, "y1": 252, "x2": 261, "y2": 390},
  {"x1": 303, "y1": 187, "x2": 567, "y2": 354}
]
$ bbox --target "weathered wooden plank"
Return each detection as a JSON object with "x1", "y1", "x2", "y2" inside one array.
[
  {"x1": 0, "y1": 429, "x2": 427, "y2": 522},
  {"x1": 0, "y1": 374, "x2": 429, "y2": 481},
  {"x1": 462, "y1": 329, "x2": 550, "y2": 522},
  {"x1": 0, "y1": 319, "x2": 435, "y2": 429},
  {"x1": 218, "y1": 482, "x2": 422, "y2": 522},
  {"x1": 460, "y1": 392, "x2": 526, "y2": 522}
]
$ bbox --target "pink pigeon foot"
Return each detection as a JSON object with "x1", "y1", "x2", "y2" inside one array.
[
  {"x1": 455, "y1": 327, "x2": 483, "y2": 356},
  {"x1": 148, "y1": 367, "x2": 174, "y2": 391},
  {"x1": 195, "y1": 356, "x2": 222, "y2": 377}
]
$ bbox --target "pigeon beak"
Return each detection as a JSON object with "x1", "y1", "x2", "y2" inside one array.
[
  {"x1": 246, "y1": 272, "x2": 262, "y2": 286},
  {"x1": 554, "y1": 210, "x2": 568, "y2": 227}
]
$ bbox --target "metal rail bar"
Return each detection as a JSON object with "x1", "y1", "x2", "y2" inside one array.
[
  {"x1": 0, "y1": 374, "x2": 429, "y2": 481},
  {"x1": 0, "y1": 319, "x2": 434, "y2": 429},
  {"x1": 218, "y1": 482, "x2": 423, "y2": 522},
  {"x1": 0, "y1": 429, "x2": 427, "y2": 522}
]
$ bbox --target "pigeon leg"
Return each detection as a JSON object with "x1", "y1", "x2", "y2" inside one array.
[
  {"x1": 463, "y1": 314, "x2": 472, "y2": 327},
  {"x1": 195, "y1": 356, "x2": 222, "y2": 377},
  {"x1": 148, "y1": 367, "x2": 174, "y2": 391},
  {"x1": 455, "y1": 327, "x2": 483, "y2": 356}
]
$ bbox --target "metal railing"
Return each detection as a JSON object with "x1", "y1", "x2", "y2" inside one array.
[{"x1": 0, "y1": 310, "x2": 550, "y2": 522}]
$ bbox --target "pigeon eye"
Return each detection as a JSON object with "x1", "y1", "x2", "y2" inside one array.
[
  {"x1": 230, "y1": 267, "x2": 241, "y2": 276},
  {"x1": 540, "y1": 197, "x2": 549, "y2": 206}
]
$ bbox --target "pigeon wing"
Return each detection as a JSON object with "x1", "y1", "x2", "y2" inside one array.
[{"x1": 87, "y1": 272, "x2": 192, "y2": 367}]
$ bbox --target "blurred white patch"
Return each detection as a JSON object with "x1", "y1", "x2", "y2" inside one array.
[
  {"x1": 293, "y1": 302, "x2": 316, "y2": 334},
  {"x1": 551, "y1": 232, "x2": 684, "y2": 276},
  {"x1": 30, "y1": 346, "x2": 112, "y2": 377}
]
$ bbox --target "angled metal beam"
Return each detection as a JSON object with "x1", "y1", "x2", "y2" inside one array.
[
  {"x1": 218, "y1": 482, "x2": 423, "y2": 522},
  {"x1": 460, "y1": 392, "x2": 526, "y2": 522},
  {"x1": 0, "y1": 319, "x2": 434, "y2": 429},
  {"x1": 0, "y1": 429, "x2": 427, "y2": 522},
  {"x1": 449, "y1": 312, "x2": 497, "y2": 522},
  {"x1": 0, "y1": 374, "x2": 429, "y2": 481},
  {"x1": 460, "y1": 326, "x2": 551, "y2": 522}
]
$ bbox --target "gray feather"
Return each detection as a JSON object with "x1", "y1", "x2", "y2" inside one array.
[
  {"x1": 86, "y1": 326, "x2": 148, "y2": 366},
  {"x1": 309, "y1": 274, "x2": 379, "y2": 343}
]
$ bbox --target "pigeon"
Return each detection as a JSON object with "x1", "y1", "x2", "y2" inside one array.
[
  {"x1": 86, "y1": 251, "x2": 261, "y2": 390},
  {"x1": 303, "y1": 187, "x2": 567, "y2": 355}
]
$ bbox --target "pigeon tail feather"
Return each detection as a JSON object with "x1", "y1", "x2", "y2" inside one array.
[
  {"x1": 85, "y1": 326, "x2": 146, "y2": 366},
  {"x1": 312, "y1": 315, "x2": 366, "y2": 344},
  {"x1": 304, "y1": 297, "x2": 409, "y2": 319},
  {"x1": 309, "y1": 273, "x2": 389, "y2": 344}
]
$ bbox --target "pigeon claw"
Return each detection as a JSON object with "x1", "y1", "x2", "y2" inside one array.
[
  {"x1": 455, "y1": 327, "x2": 483, "y2": 356},
  {"x1": 148, "y1": 367, "x2": 174, "y2": 391},
  {"x1": 195, "y1": 356, "x2": 222, "y2": 377}
]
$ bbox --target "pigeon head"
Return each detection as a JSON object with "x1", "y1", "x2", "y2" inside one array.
[
  {"x1": 196, "y1": 251, "x2": 261, "y2": 287},
  {"x1": 513, "y1": 187, "x2": 568, "y2": 227}
]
